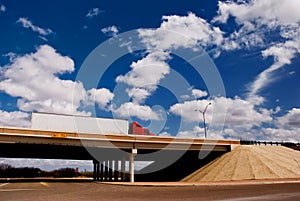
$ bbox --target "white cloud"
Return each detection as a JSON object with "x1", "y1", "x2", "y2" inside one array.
[
  {"x1": 169, "y1": 99, "x2": 209, "y2": 122},
  {"x1": 169, "y1": 95, "x2": 300, "y2": 141},
  {"x1": 214, "y1": 0, "x2": 300, "y2": 27},
  {"x1": 113, "y1": 102, "x2": 160, "y2": 121},
  {"x1": 248, "y1": 40, "x2": 300, "y2": 97},
  {"x1": 180, "y1": 94, "x2": 191, "y2": 101},
  {"x1": 289, "y1": 71, "x2": 296, "y2": 76},
  {"x1": 167, "y1": 95, "x2": 300, "y2": 141},
  {"x1": 213, "y1": 0, "x2": 300, "y2": 51},
  {"x1": 116, "y1": 51, "x2": 170, "y2": 92},
  {"x1": 170, "y1": 96, "x2": 272, "y2": 129},
  {"x1": 179, "y1": 89, "x2": 208, "y2": 101},
  {"x1": 0, "y1": 110, "x2": 30, "y2": 127},
  {"x1": 17, "y1": 17, "x2": 53, "y2": 37},
  {"x1": 158, "y1": 131, "x2": 171, "y2": 137},
  {"x1": 212, "y1": 0, "x2": 300, "y2": 97},
  {"x1": 139, "y1": 12, "x2": 224, "y2": 50},
  {"x1": 0, "y1": 4, "x2": 6, "y2": 12},
  {"x1": 259, "y1": 107, "x2": 300, "y2": 142},
  {"x1": 177, "y1": 126, "x2": 202, "y2": 138},
  {"x1": 192, "y1": 89, "x2": 208, "y2": 99},
  {"x1": 115, "y1": 51, "x2": 171, "y2": 120},
  {"x1": 101, "y1": 25, "x2": 119, "y2": 36},
  {"x1": 87, "y1": 88, "x2": 114, "y2": 109},
  {"x1": 262, "y1": 128, "x2": 299, "y2": 142},
  {"x1": 277, "y1": 108, "x2": 300, "y2": 129},
  {"x1": 113, "y1": 13, "x2": 224, "y2": 121},
  {"x1": 0, "y1": 45, "x2": 113, "y2": 118},
  {"x1": 86, "y1": 8, "x2": 101, "y2": 18},
  {"x1": 125, "y1": 88, "x2": 150, "y2": 104}
]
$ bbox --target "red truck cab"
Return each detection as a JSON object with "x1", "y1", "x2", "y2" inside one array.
[{"x1": 129, "y1": 121, "x2": 155, "y2": 136}]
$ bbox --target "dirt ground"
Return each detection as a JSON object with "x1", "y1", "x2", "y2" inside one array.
[{"x1": 182, "y1": 145, "x2": 300, "y2": 182}]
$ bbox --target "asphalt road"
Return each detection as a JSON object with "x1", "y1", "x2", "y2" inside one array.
[{"x1": 1, "y1": 181, "x2": 300, "y2": 201}]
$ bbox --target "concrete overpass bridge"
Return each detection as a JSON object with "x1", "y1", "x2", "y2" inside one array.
[{"x1": 0, "y1": 127, "x2": 240, "y2": 182}]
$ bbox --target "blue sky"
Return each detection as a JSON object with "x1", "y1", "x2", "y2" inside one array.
[{"x1": 0, "y1": 0, "x2": 300, "y2": 148}]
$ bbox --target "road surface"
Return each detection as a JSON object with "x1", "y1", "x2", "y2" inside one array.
[{"x1": 0, "y1": 181, "x2": 300, "y2": 200}]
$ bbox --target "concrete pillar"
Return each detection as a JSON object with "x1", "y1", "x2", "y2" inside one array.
[
  {"x1": 93, "y1": 160, "x2": 97, "y2": 181},
  {"x1": 105, "y1": 161, "x2": 108, "y2": 181},
  {"x1": 121, "y1": 157, "x2": 126, "y2": 181},
  {"x1": 100, "y1": 161, "x2": 103, "y2": 181},
  {"x1": 129, "y1": 149, "x2": 137, "y2": 183},
  {"x1": 96, "y1": 161, "x2": 100, "y2": 181},
  {"x1": 114, "y1": 160, "x2": 119, "y2": 181},
  {"x1": 109, "y1": 160, "x2": 113, "y2": 181}
]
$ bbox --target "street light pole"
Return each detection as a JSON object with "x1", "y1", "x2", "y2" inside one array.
[{"x1": 195, "y1": 102, "x2": 211, "y2": 139}]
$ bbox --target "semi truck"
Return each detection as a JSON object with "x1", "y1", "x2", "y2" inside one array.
[{"x1": 31, "y1": 112, "x2": 155, "y2": 136}]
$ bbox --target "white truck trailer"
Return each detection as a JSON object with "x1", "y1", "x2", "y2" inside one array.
[{"x1": 31, "y1": 112, "x2": 128, "y2": 135}]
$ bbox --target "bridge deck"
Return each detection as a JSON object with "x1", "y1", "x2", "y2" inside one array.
[{"x1": 0, "y1": 127, "x2": 240, "y2": 151}]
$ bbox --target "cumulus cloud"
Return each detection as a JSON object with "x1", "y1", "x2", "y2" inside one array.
[
  {"x1": 177, "y1": 126, "x2": 202, "y2": 138},
  {"x1": 259, "y1": 108, "x2": 300, "y2": 142},
  {"x1": 116, "y1": 51, "x2": 170, "y2": 92},
  {"x1": 168, "y1": 95, "x2": 300, "y2": 141},
  {"x1": 113, "y1": 102, "x2": 160, "y2": 121},
  {"x1": 87, "y1": 88, "x2": 114, "y2": 109},
  {"x1": 139, "y1": 12, "x2": 224, "y2": 50},
  {"x1": 170, "y1": 96, "x2": 272, "y2": 130},
  {"x1": 0, "y1": 110, "x2": 30, "y2": 127},
  {"x1": 262, "y1": 128, "x2": 299, "y2": 142},
  {"x1": 0, "y1": 45, "x2": 113, "y2": 119},
  {"x1": 125, "y1": 88, "x2": 150, "y2": 104},
  {"x1": 114, "y1": 50, "x2": 170, "y2": 120},
  {"x1": 17, "y1": 17, "x2": 53, "y2": 37},
  {"x1": 101, "y1": 25, "x2": 119, "y2": 36},
  {"x1": 169, "y1": 99, "x2": 209, "y2": 122},
  {"x1": 214, "y1": 0, "x2": 300, "y2": 27},
  {"x1": 192, "y1": 89, "x2": 208, "y2": 99},
  {"x1": 86, "y1": 8, "x2": 101, "y2": 18},
  {"x1": 277, "y1": 108, "x2": 300, "y2": 129},
  {"x1": 113, "y1": 12, "x2": 225, "y2": 121}
]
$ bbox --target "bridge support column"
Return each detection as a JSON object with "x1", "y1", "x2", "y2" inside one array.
[
  {"x1": 93, "y1": 160, "x2": 96, "y2": 181},
  {"x1": 109, "y1": 160, "x2": 113, "y2": 181},
  {"x1": 100, "y1": 161, "x2": 103, "y2": 181},
  {"x1": 96, "y1": 161, "x2": 100, "y2": 181},
  {"x1": 114, "y1": 160, "x2": 118, "y2": 181},
  {"x1": 105, "y1": 161, "x2": 108, "y2": 181},
  {"x1": 93, "y1": 160, "x2": 100, "y2": 181},
  {"x1": 130, "y1": 149, "x2": 137, "y2": 183},
  {"x1": 121, "y1": 157, "x2": 126, "y2": 181}
]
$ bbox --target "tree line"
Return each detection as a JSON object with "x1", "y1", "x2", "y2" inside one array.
[{"x1": 0, "y1": 163, "x2": 93, "y2": 178}]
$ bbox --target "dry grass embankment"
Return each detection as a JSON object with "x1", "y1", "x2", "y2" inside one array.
[{"x1": 182, "y1": 145, "x2": 300, "y2": 182}]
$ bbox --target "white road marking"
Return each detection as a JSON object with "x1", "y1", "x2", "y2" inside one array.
[
  {"x1": 0, "y1": 188, "x2": 39, "y2": 192},
  {"x1": 40, "y1": 182, "x2": 49, "y2": 187},
  {"x1": 0, "y1": 183, "x2": 9, "y2": 187}
]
